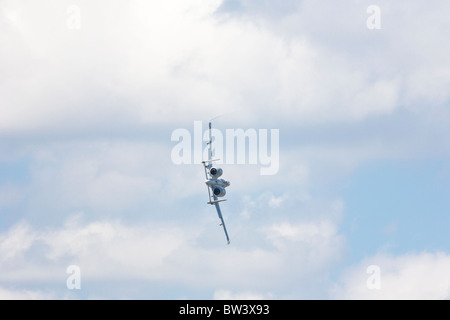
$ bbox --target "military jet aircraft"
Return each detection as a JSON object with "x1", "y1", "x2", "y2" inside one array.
[{"x1": 201, "y1": 121, "x2": 231, "y2": 244}]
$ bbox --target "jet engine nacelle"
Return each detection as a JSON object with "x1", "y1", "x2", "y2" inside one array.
[
  {"x1": 210, "y1": 167, "x2": 223, "y2": 179},
  {"x1": 213, "y1": 186, "x2": 226, "y2": 197}
]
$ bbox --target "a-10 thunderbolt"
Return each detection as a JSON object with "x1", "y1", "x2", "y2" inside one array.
[{"x1": 201, "y1": 121, "x2": 231, "y2": 245}]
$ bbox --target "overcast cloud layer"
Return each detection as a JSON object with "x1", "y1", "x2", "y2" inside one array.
[{"x1": 1, "y1": 0, "x2": 450, "y2": 299}]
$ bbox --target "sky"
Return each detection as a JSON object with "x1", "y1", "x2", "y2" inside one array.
[{"x1": 1, "y1": 0, "x2": 450, "y2": 299}]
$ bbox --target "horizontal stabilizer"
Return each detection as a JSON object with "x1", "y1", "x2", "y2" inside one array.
[
  {"x1": 208, "y1": 199, "x2": 227, "y2": 205},
  {"x1": 202, "y1": 159, "x2": 220, "y2": 164}
]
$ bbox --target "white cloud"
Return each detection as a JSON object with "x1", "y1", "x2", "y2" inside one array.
[
  {"x1": 0, "y1": 286, "x2": 56, "y2": 300},
  {"x1": 3, "y1": 0, "x2": 449, "y2": 134},
  {"x1": 3, "y1": 214, "x2": 450, "y2": 299},
  {"x1": 0, "y1": 196, "x2": 345, "y2": 298},
  {"x1": 42, "y1": 217, "x2": 189, "y2": 280},
  {"x1": 213, "y1": 289, "x2": 272, "y2": 300},
  {"x1": 23, "y1": 140, "x2": 185, "y2": 215},
  {"x1": 332, "y1": 251, "x2": 450, "y2": 299},
  {"x1": 0, "y1": 222, "x2": 36, "y2": 262}
]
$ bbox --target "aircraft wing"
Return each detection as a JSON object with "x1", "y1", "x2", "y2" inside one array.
[{"x1": 213, "y1": 196, "x2": 230, "y2": 245}]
